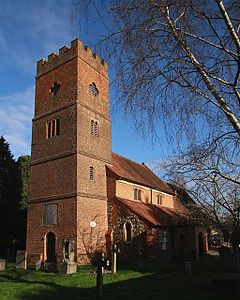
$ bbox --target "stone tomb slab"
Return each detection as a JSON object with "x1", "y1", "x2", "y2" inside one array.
[
  {"x1": 16, "y1": 250, "x2": 27, "y2": 269},
  {"x1": 59, "y1": 261, "x2": 77, "y2": 274},
  {"x1": 0, "y1": 259, "x2": 7, "y2": 271}
]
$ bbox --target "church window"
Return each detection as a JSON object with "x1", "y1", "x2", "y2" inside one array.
[
  {"x1": 91, "y1": 120, "x2": 99, "y2": 137},
  {"x1": 43, "y1": 204, "x2": 57, "y2": 225},
  {"x1": 51, "y1": 82, "x2": 60, "y2": 96},
  {"x1": 90, "y1": 166, "x2": 94, "y2": 181},
  {"x1": 124, "y1": 221, "x2": 133, "y2": 242},
  {"x1": 89, "y1": 82, "x2": 99, "y2": 96},
  {"x1": 47, "y1": 121, "x2": 51, "y2": 139},
  {"x1": 52, "y1": 119, "x2": 56, "y2": 137},
  {"x1": 134, "y1": 188, "x2": 138, "y2": 200},
  {"x1": 157, "y1": 194, "x2": 163, "y2": 205},
  {"x1": 138, "y1": 190, "x2": 141, "y2": 201},
  {"x1": 134, "y1": 188, "x2": 141, "y2": 201},
  {"x1": 56, "y1": 118, "x2": 60, "y2": 136},
  {"x1": 94, "y1": 121, "x2": 99, "y2": 137},
  {"x1": 158, "y1": 230, "x2": 169, "y2": 251},
  {"x1": 91, "y1": 120, "x2": 94, "y2": 135},
  {"x1": 46, "y1": 117, "x2": 60, "y2": 139}
]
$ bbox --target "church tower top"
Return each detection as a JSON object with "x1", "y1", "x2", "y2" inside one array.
[{"x1": 36, "y1": 38, "x2": 108, "y2": 78}]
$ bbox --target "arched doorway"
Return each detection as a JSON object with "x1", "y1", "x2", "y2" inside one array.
[
  {"x1": 46, "y1": 232, "x2": 56, "y2": 262},
  {"x1": 198, "y1": 232, "x2": 205, "y2": 257}
]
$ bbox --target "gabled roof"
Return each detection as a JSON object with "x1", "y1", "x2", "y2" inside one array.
[
  {"x1": 108, "y1": 153, "x2": 174, "y2": 195},
  {"x1": 112, "y1": 197, "x2": 187, "y2": 226},
  {"x1": 168, "y1": 183, "x2": 196, "y2": 206}
]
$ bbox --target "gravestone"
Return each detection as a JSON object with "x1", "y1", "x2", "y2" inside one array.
[
  {"x1": 36, "y1": 254, "x2": 44, "y2": 271},
  {"x1": 0, "y1": 259, "x2": 7, "y2": 271},
  {"x1": 111, "y1": 244, "x2": 117, "y2": 274},
  {"x1": 16, "y1": 250, "x2": 27, "y2": 269},
  {"x1": 96, "y1": 252, "x2": 104, "y2": 297},
  {"x1": 184, "y1": 261, "x2": 193, "y2": 282},
  {"x1": 59, "y1": 240, "x2": 77, "y2": 274},
  {"x1": 59, "y1": 261, "x2": 77, "y2": 274}
]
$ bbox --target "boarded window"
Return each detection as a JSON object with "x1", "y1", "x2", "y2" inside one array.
[
  {"x1": 90, "y1": 166, "x2": 94, "y2": 181},
  {"x1": 43, "y1": 204, "x2": 57, "y2": 225}
]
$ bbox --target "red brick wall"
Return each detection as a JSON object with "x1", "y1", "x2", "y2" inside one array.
[
  {"x1": 27, "y1": 39, "x2": 111, "y2": 264},
  {"x1": 27, "y1": 198, "x2": 77, "y2": 263}
]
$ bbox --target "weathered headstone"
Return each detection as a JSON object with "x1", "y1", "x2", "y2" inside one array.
[
  {"x1": 16, "y1": 250, "x2": 27, "y2": 269},
  {"x1": 59, "y1": 240, "x2": 77, "y2": 274},
  {"x1": 96, "y1": 252, "x2": 104, "y2": 297},
  {"x1": 184, "y1": 261, "x2": 193, "y2": 282},
  {"x1": 36, "y1": 259, "x2": 44, "y2": 271},
  {"x1": 36, "y1": 254, "x2": 44, "y2": 271},
  {"x1": 59, "y1": 261, "x2": 77, "y2": 274},
  {"x1": 0, "y1": 259, "x2": 7, "y2": 271},
  {"x1": 111, "y1": 244, "x2": 117, "y2": 274}
]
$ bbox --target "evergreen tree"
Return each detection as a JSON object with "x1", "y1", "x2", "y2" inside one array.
[
  {"x1": 17, "y1": 155, "x2": 31, "y2": 209},
  {"x1": 0, "y1": 136, "x2": 21, "y2": 243}
]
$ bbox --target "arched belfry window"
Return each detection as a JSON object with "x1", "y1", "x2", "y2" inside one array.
[
  {"x1": 91, "y1": 119, "x2": 99, "y2": 137},
  {"x1": 46, "y1": 117, "x2": 61, "y2": 139},
  {"x1": 89, "y1": 166, "x2": 94, "y2": 181},
  {"x1": 91, "y1": 120, "x2": 94, "y2": 135},
  {"x1": 89, "y1": 82, "x2": 99, "y2": 96},
  {"x1": 94, "y1": 121, "x2": 99, "y2": 137},
  {"x1": 124, "y1": 221, "x2": 133, "y2": 242},
  {"x1": 47, "y1": 122, "x2": 51, "y2": 139}
]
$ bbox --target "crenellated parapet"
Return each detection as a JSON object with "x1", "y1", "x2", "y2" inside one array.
[{"x1": 36, "y1": 38, "x2": 108, "y2": 77}]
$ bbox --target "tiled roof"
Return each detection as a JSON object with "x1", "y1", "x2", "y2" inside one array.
[
  {"x1": 108, "y1": 153, "x2": 174, "y2": 195},
  {"x1": 113, "y1": 197, "x2": 187, "y2": 226}
]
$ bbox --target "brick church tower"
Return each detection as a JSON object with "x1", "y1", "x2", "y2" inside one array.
[{"x1": 26, "y1": 39, "x2": 112, "y2": 264}]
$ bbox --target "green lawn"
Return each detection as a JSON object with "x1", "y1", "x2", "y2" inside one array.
[{"x1": 0, "y1": 260, "x2": 238, "y2": 300}]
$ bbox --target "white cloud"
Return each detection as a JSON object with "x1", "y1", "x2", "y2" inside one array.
[
  {"x1": 0, "y1": 86, "x2": 34, "y2": 158},
  {"x1": 0, "y1": 0, "x2": 73, "y2": 74}
]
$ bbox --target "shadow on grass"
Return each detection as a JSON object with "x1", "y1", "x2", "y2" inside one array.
[{"x1": 0, "y1": 266, "x2": 239, "y2": 300}]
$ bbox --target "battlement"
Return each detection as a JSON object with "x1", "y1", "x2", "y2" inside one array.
[{"x1": 36, "y1": 38, "x2": 108, "y2": 77}]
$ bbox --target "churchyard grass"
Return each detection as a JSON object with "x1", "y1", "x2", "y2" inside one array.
[{"x1": 0, "y1": 260, "x2": 238, "y2": 300}]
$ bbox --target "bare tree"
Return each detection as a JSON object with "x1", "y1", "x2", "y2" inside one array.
[
  {"x1": 72, "y1": 0, "x2": 240, "y2": 265},
  {"x1": 72, "y1": 0, "x2": 240, "y2": 141},
  {"x1": 160, "y1": 139, "x2": 240, "y2": 269}
]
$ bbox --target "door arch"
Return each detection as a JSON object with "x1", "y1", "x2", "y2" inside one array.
[{"x1": 46, "y1": 232, "x2": 56, "y2": 262}]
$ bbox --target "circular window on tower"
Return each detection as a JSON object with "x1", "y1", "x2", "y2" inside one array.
[{"x1": 89, "y1": 82, "x2": 99, "y2": 96}]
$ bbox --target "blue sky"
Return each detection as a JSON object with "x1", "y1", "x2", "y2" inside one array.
[{"x1": 0, "y1": 0, "x2": 171, "y2": 165}]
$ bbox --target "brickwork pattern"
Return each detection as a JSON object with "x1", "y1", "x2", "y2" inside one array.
[{"x1": 27, "y1": 39, "x2": 111, "y2": 264}]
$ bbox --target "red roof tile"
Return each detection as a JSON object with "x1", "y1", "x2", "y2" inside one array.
[
  {"x1": 113, "y1": 197, "x2": 186, "y2": 226},
  {"x1": 108, "y1": 153, "x2": 174, "y2": 195}
]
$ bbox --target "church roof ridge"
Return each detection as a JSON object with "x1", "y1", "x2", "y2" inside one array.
[{"x1": 109, "y1": 152, "x2": 175, "y2": 195}]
